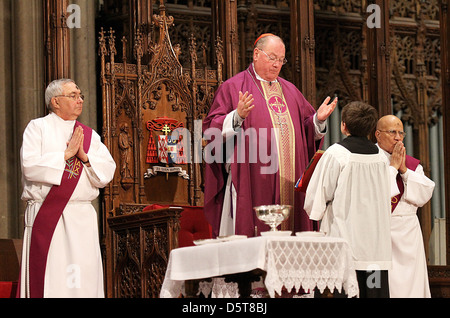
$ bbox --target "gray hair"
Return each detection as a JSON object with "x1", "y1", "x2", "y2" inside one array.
[
  {"x1": 254, "y1": 35, "x2": 285, "y2": 50},
  {"x1": 45, "y1": 78, "x2": 76, "y2": 111}
]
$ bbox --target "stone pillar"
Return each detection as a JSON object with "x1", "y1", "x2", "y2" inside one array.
[
  {"x1": 70, "y1": 0, "x2": 98, "y2": 130},
  {"x1": 69, "y1": 0, "x2": 100, "y2": 214},
  {"x1": 0, "y1": 0, "x2": 44, "y2": 238},
  {"x1": 44, "y1": 0, "x2": 70, "y2": 87}
]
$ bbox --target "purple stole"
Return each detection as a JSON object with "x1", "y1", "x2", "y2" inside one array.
[
  {"x1": 391, "y1": 155, "x2": 420, "y2": 212},
  {"x1": 260, "y1": 81, "x2": 295, "y2": 226},
  {"x1": 27, "y1": 121, "x2": 92, "y2": 298}
]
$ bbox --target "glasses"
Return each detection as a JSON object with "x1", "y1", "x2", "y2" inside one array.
[
  {"x1": 258, "y1": 48, "x2": 287, "y2": 65},
  {"x1": 55, "y1": 94, "x2": 85, "y2": 101},
  {"x1": 378, "y1": 130, "x2": 406, "y2": 138}
]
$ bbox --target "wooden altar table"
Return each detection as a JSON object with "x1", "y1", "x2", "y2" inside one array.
[{"x1": 160, "y1": 235, "x2": 359, "y2": 298}]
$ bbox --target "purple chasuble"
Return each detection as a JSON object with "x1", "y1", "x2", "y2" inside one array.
[
  {"x1": 25, "y1": 121, "x2": 92, "y2": 298},
  {"x1": 203, "y1": 64, "x2": 322, "y2": 237},
  {"x1": 391, "y1": 155, "x2": 420, "y2": 212}
]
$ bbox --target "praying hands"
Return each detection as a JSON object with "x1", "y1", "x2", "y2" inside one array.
[
  {"x1": 390, "y1": 141, "x2": 407, "y2": 174},
  {"x1": 64, "y1": 126, "x2": 89, "y2": 164}
]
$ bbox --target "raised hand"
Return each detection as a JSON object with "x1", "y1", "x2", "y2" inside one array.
[
  {"x1": 316, "y1": 96, "x2": 338, "y2": 122},
  {"x1": 236, "y1": 91, "x2": 255, "y2": 119}
]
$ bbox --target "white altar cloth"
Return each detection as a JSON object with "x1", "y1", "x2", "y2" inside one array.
[{"x1": 160, "y1": 235, "x2": 359, "y2": 298}]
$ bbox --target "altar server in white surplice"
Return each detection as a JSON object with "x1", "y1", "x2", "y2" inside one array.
[
  {"x1": 18, "y1": 79, "x2": 116, "y2": 298},
  {"x1": 304, "y1": 101, "x2": 395, "y2": 298},
  {"x1": 375, "y1": 115, "x2": 435, "y2": 298}
]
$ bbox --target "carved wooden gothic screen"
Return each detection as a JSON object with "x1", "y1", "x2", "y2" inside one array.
[
  {"x1": 98, "y1": 2, "x2": 223, "y2": 297},
  {"x1": 99, "y1": 5, "x2": 223, "y2": 213}
]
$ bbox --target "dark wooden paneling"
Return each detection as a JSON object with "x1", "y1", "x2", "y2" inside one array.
[{"x1": 0, "y1": 239, "x2": 22, "y2": 281}]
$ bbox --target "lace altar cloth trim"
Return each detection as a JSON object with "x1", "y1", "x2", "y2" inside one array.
[
  {"x1": 159, "y1": 278, "x2": 240, "y2": 298},
  {"x1": 264, "y1": 239, "x2": 359, "y2": 298},
  {"x1": 199, "y1": 278, "x2": 239, "y2": 298}
]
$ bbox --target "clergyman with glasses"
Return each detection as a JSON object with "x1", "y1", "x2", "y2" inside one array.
[
  {"x1": 202, "y1": 34, "x2": 338, "y2": 238},
  {"x1": 17, "y1": 78, "x2": 116, "y2": 298},
  {"x1": 375, "y1": 115, "x2": 435, "y2": 298}
]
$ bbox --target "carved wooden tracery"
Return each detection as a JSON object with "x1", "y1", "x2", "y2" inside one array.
[{"x1": 98, "y1": 2, "x2": 223, "y2": 297}]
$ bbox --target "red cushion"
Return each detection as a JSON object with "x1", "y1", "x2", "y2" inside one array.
[
  {"x1": 142, "y1": 204, "x2": 169, "y2": 212},
  {"x1": 142, "y1": 204, "x2": 212, "y2": 248},
  {"x1": 0, "y1": 281, "x2": 17, "y2": 298},
  {"x1": 178, "y1": 206, "x2": 212, "y2": 247}
]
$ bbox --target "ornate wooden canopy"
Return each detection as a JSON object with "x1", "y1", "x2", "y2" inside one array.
[{"x1": 98, "y1": 1, "x2": 223, "y2": 297}]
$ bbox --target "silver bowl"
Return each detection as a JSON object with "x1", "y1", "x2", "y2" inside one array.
[{"x1": 254, "y1": 204, "x2": 292, "y2": 231}]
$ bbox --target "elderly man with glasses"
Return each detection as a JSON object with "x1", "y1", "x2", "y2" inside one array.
[
  {"x1": 375, "y1": 115, "x2": 435, "y2": 298},
  {"x1": 17, "y1": 78, "x2": 116, "y2": 298},
  {"x1": 203, "y1": 34, "x2": 337, "y2": 238}
]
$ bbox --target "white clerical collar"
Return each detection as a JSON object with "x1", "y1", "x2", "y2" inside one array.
[{"x1": 252, "y1": 63, "x2": 278, "y2": 85}]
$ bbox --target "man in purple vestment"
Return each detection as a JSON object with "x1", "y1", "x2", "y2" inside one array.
[{"x1": 202, "y1": 34, "x2": 337, "y2": 237}]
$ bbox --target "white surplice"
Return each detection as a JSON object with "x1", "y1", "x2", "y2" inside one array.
[
  {"x1": 19, "y1": 112, "x2": 116, "y2": 298},
  {"x1": 304, "y1": 144, "x2": 393, "y2": 271},
  {"x1": 378, "y1": 147, "x2": 435, "y2": 298}
]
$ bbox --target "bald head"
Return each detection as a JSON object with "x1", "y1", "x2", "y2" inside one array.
[
  {"x1": 375, "y1": 115, "x2": 405, "y2": 153},
  {"x1": 376, "y1": 115, "x2": 403, "y2": 131},
  {"x1": 254, "y1": 34, "x2": 285, "y2": 50}
]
